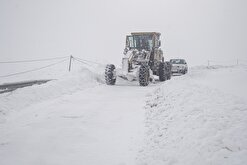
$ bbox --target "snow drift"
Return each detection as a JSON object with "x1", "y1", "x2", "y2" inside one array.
[
  {"x1": 139, "y1": 65, "x2": 247, "y2": 165},
  {"x1": 0, "y1": 65, "x2": 105, "y2": 123}
]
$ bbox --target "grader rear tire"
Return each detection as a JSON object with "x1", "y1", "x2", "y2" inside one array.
[
  {"x1": 159, "y1": 62, "x2": 167, "y2": 82},
  {"x1": 165, "y1": 62, "x2": 172, "y2": 80}
]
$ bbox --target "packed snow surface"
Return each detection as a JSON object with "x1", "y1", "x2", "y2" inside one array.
[{"x1": 0, "y1": 65, "x2": 247, "y2": 165}]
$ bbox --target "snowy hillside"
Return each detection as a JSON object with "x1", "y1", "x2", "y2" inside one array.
[{"x1": 0, "y1": 65, "x2": 247, "y2": 165}]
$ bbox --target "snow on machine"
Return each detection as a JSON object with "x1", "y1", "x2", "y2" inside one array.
[{"x1": 105, "y1": 32, "x2": 171, "y2": 86}]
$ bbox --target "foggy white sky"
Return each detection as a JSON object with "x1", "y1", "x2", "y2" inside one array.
[{"x1": 0, "y1": 0, "x2": 247, "y2": 66}]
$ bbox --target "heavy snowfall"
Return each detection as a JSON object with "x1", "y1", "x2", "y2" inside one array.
[
  {"x1": 1, "y1": 0, "x2": 247, "y2": 165},
  {"x1": 0, "y1": 64, "x2": 247, "y2": 165}
]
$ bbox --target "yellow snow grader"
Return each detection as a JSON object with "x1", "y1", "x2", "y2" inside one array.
[{"x1": 105, "y1": 32, "x2": 171, "y2": 86}]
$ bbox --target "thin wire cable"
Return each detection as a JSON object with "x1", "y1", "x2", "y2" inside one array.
[
  {"x1": 73, "y1": 58, "x2": 92, "y2": 66},
  {"x1": 0, "y1": 58, "x2": 68, "y2": 78},
  {"x1": 209, "y1": 60, "x2": 234, "y2": 63},
  {"x1": 0, "y1": 56, "x2": 68, "y2": 64},
  {"x1": 73, "y1": 56, "x2": 102, "y2": 65},
  {"x1": 73, "y1": 57, "x2": 101, "y2": 74},
  {"x1": 208, "y1": 60, "x2": 240, "y2": 66}
]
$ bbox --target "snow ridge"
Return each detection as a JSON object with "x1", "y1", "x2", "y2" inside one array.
[
  {"x1": 139, "y1": 69, "x2": 247, "y2": 165},
  {"x1": 0, "y1": 66, "x2": 103, "y2": 123}
]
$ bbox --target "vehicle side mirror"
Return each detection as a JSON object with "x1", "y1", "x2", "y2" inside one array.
[
  {"x1": 158, "y1": 41, "x2": 161, "y2": 47},
  {"x1": 123, "y1": 48, "x2": 128, "y2": 55}
]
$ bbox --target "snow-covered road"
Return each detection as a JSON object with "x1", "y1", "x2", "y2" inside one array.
[
  {"x1": 0, "y1": 78, "x2": 156, "y2": 165},
  {"x1": 1, "y1": 65, "x2": 247, "y2": 165}
]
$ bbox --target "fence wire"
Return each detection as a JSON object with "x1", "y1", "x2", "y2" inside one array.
[
  {"x1": 208, "y1": 59, "x2": 247, "y2": 66},
  {"x1": 0, "y1": 58, "x2": 68, "y2": 78},
  {"x1": 73, "y1": 57, "x2": 102, "y2": 65},
  {"x1": 0, "y1": 56, "x2": 68, "y2": 64}
]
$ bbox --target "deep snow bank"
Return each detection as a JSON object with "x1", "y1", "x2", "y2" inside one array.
[
  {"x1": 0, "y1": 65, "x2": 105, "y2": 123},
  {"x1": 139, "y1": 65, "x2": 247, "y2": 165}
]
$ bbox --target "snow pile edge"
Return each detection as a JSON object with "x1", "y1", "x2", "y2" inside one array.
[
  {"x1": 0, "y1": 66, "x2": 104, "y2": 123},
  {"x1": 139, "y1": 74, "x2": 247, "y2": 165}
]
